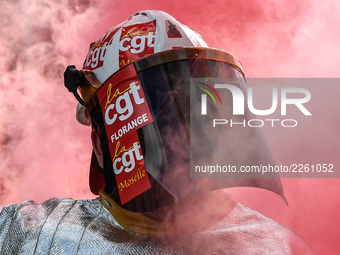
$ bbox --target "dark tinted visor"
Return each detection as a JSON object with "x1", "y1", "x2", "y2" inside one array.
[{"x1": 85, "y1": 48, "x2": 284, "y2": 212}]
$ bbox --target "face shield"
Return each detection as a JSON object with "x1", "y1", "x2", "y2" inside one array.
[{"x1": 66, "y1": 47, "x2": 284, "y2": 212}]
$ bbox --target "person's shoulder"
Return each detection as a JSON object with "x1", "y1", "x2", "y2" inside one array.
[
  {"x1": 199, "y1": 203, "x2": 319, "y2": 255},
  {"x1": 1, "y1": 197, "x2": 65, "y2": 209},
  {"x1": 0, "y1": 197, "x2": 101, "y2": 215},
  {"x1": 0, "y1": 197, "x2": 114, "y2": 254},
  {"x1": 0, "y1": 197, "x2": 108, "y2": 235}
]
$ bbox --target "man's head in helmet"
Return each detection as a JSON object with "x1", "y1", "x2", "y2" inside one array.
[{"x1": 64, "y1": 10, "x2": 284, "y2": 215}]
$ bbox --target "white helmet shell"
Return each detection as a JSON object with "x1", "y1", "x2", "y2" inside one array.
[{"x1": 82, "y1": 10, "x2": 208, "y2": 84}]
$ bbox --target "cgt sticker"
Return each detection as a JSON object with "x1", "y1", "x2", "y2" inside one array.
[
  {"x1": 84, "y1": 27, "x2": 120, "y2": 70},
  {"x1": 119, "y1": 20, "x2": 156, "y2": 68},
  {"x1": 96, "y1": 64, "x2": 152, "y2": 204},
  {"x1": 111, "y1": 132, "x2": 151, "y2": 205}
]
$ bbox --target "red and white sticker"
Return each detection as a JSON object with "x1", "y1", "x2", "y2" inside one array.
[
  {"x1": 109, "y1": 131, "x2": 151, "y2": 205},
  {"x1": 84, "y1": 27, "x2": 120, "y2": 70},
  {"x1": 119, "y1": 20, "x2": 156, "y2": 68},
  {"x1": 97, "y1": 64, "x2": 152, "y2": 204},
  {"x1": 83, "y1": 19, "x2": 157, "y2": 76}
]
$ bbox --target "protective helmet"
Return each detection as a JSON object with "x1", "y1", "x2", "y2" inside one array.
[{"x1": 65, "y1": 10, "x2": 284, "y2": 212}]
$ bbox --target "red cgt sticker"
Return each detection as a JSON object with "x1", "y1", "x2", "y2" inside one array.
[
  {"x1": 119, "y1": 20, "x2": 156, "y2": 68},
  {"x1": 110, "y1": 131, "x2": 151, "y2": 204},
  {"x1": 84, "y1": 27, "x2": 121, "y2": 70},
  {"x1": 96, "y1": 64, "x2": 152, "y2": 204}
]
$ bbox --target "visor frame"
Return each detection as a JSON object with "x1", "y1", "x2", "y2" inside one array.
[
  {"x1": 79, "y1": 47, "x2": 245, "y2": 108},
  {"x1": 79, "y1": 48, "x2": 284, "y2": 212}
]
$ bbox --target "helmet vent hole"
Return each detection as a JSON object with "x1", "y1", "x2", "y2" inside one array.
[{"x1": 132, "y1": 12, "x2": 147, "y2": 17}]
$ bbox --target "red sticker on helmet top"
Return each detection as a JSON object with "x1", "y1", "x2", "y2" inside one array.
[
  {"x1": 119, "y1": 20, "x2": 156, "y2": 68},
  {"x1": 96, "y1": 64, "x2": 152, "y2": 204},
  {"x1": 84, "y1": 27, "x2": 121, "y2": 71}
]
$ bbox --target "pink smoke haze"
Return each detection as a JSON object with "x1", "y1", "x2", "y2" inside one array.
[{"x1": 0, "y1": 0, "x2": 339, "y2": 254}]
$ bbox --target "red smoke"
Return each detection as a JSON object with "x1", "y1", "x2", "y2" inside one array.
[{"x1": 0, "y1": 0, "x2": 339, "y2": 254}]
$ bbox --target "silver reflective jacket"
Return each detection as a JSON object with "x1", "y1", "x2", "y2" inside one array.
[{"x1": 0, "y1": 198, "x2": 317, "y2": 254}]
